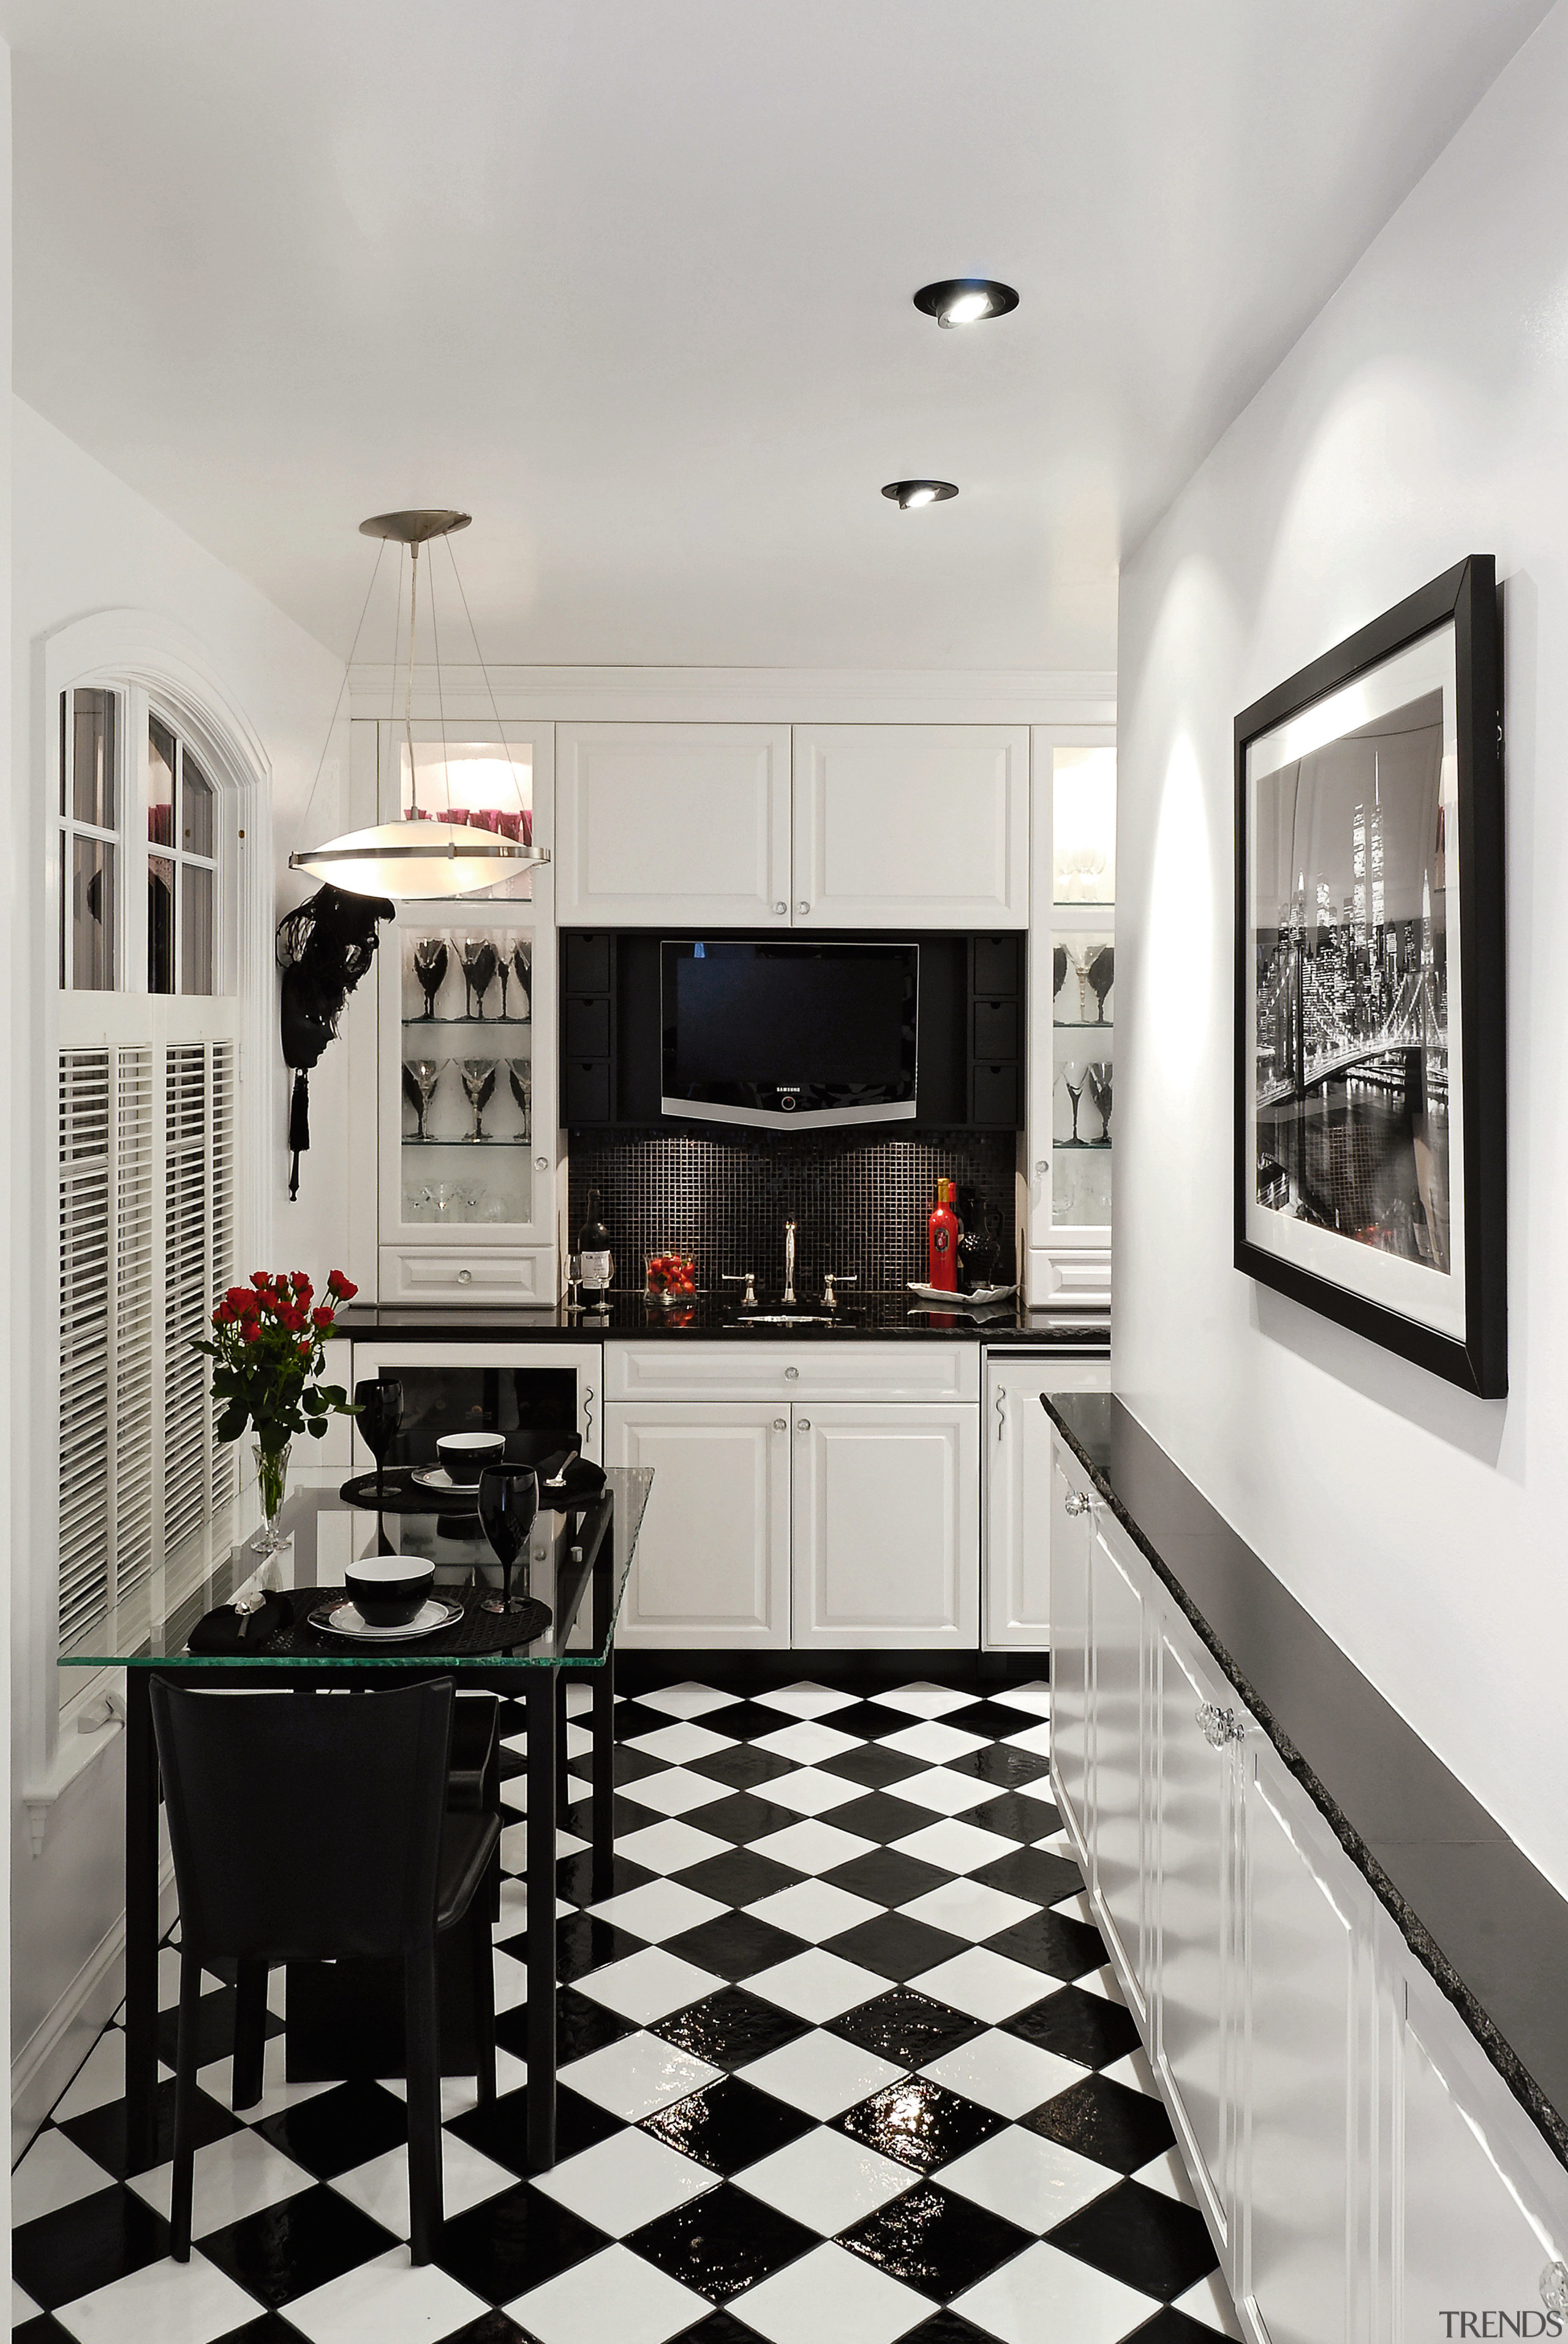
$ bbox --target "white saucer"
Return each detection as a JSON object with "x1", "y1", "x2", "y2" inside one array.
[
  {"x1": 908, "y1": 1280, "x2": 1017, "y2": 1307},
  {"x1": 312, "y1": 1595, "x2": 462, "y2": 1641},
  {"x1": 410, "y1": 1466, "x2": 484, "y2": 1494}
]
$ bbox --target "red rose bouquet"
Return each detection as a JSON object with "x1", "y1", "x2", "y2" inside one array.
[{"x1": 194, "y1": 1269, "x2": 360, "y2": 1548}]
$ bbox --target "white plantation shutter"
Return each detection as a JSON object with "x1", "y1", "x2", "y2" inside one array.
[{"x1": 56, "y1": 1030, "x2": 236, "y2": 1682}]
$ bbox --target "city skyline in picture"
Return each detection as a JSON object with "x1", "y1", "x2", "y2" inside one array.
[{"x1": 1251, "y1": 687, "x2": 1451, "y2": 1273}]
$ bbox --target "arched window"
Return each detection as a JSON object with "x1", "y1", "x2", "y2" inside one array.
[{"x1": 49, "y1": 619, "x2": 270, "y2": 1701}]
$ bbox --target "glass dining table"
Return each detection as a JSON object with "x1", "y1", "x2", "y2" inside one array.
[{"x1": 59, "y1": 1465, "x2": 653, "y2": 2179}]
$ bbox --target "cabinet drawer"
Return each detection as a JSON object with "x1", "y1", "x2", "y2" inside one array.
[
  {"x1": 379, "y1": 1247, "x2": 551, "y2": 1307},
  {"x1": 605, "y1": 1339, "x2": 979, "y2": 1405}
]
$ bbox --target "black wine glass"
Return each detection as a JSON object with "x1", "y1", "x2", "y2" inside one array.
[
  {"x1": 478, "y1": 1465, "x2": 539, "y2": 1616},
  {"x1": 355, "y1": 1377, "x2": 402, "y2": 1486},
  {"x1": 1087, "y1": 944, "x2": 1115, "y2": 1025},
  {"x1": 413, "y1": 936, "x2": 448, "y2": 1020}
]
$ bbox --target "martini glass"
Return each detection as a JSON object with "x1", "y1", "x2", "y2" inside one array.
[
  {"x1": 412, "y1": 936, "x2": 448, "y2": 1019},
  {"x1": 460, "y1": 1059, "x2": 497, "y2": 1140},
  {"x1": 402, "y1": 1057, "x2": 440, "y2": 1140},
  {"x1": 478, "y1": 1466, "x2": 539, "y2": 1616},
  {"x1": 459, "y1": 934, "x2": 498, "y2": 1019},
  {"x1": 1061, "y1": 1058, "x2": 1088, "y2": 1144},
  {"x1": 1087, "y1": 1060, "x2": 1112, "y2": 1140},
  {"x1": 508, "y1": 1063, "x2": 532, "y2": 1136}
]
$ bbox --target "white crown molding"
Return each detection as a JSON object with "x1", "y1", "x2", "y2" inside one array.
[{"x1": 347, "y1": 662, "x2": 1117, "y2": 728}]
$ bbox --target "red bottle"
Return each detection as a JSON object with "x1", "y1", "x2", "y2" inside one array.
[{"x1": 927, "y1": 1179, "x2": 961, "y2": 1292}]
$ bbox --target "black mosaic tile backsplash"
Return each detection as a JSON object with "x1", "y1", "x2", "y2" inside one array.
[{"x1": 567, "y1": 1127, "x2": 1017, "y2": 1296}]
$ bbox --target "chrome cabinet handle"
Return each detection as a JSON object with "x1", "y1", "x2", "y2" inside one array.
[
  {"x1": 582, "y1": 1383, "x2": 595, "y2": 1443},
  {"x1": 456, "y1": 1268, "x2": 472, "y2": 1285},
  {"x1": 995, "y1": 1390, "x2": 1007, "y2": 1443},
  {"x1": 1064, "y1": 1491, "x2": 1091, "y2": 1518},
  {"x1": 772, "y1": 1417, "x2": 787, "y2": 1431},
  {"x1": 784, "y1": 1366, "x2": 799, "y2": 1380}
]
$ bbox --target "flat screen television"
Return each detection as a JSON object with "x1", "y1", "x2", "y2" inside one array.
[{"x1": 660, "y1": 939, "x2": 919, "y2": 1130}]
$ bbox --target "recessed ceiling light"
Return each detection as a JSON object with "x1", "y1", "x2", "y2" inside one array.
[
  {"x1": 882, "y1": 480, "x2": 959, "y2": 509},
  {"x1": 913, "y1": 278, "x2": 1019, "y2": 329}
]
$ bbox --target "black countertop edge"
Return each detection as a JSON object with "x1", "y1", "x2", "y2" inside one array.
[
  {"x1": 1044, "y1": 1389, "x2": 1568, "y2": 2175},
  {"x1": 336, "y1": 1295, "x2": 1109, "y2": 1348}
]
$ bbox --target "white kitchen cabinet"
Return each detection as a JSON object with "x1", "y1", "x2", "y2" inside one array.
[
  {"x1": 1049, "y1": 1424, "x2": 1568, "y2": 2343},
  {"x1": 983, "y1": 1352, "x2": 1109, "y2": 1647},
  {"x1": 1153, "y1": 1613, "x2": 1241, "y2": 2255},
  {"x1": 791, "y1": 725, "x2": 1028, "y2": 928},
  {"x1": 1091, "y1": 1525, "x2": 1148, "y2": 2016},
  {"x1": 1048, "y1": 1448, "x2": 1091, "y2": 1849},
  {"x1": 603, "y1": 1402, "x2": 791, "y2": 1647},
  {"x1": 555, "y1": 722, "x2": 791, "y2": 926},
  {"x1": 1240, "y1": 1738, "x2": 1365, "y2": 2344},
  {"x1": 792, "y1": 1403, "x2": 978, "y2": 1648}
]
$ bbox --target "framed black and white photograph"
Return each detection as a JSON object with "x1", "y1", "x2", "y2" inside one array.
[{"x1": 1234, "y1": 555, "x2": 1506, "y2": 1396}]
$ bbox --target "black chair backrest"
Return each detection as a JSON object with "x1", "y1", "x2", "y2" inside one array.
[{"x1": 149, "y1": 1677, "x2": 454, "y2": 1965}]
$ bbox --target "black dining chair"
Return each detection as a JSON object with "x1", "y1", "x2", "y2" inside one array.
[{"x1": 149, "y1": 1676, "x2": 501, "y2": 2265}]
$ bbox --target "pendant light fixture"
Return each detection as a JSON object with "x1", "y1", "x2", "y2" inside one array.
[{"x1": 290, "y1": 509, "x2": 551, "y2": 901}]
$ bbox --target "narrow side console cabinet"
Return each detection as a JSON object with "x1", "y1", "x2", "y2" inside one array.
[{"x1": 1050, "y1": 1426, "x2": 1568, "y2": 2340}]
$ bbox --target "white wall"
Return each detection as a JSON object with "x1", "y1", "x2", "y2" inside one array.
[
  {"x1": 1115, "y1": 1, "x2": 1568, "y2": 1887},
  {"x1": 10, "y1": 399, "x2": 347, "y2": 2135}
]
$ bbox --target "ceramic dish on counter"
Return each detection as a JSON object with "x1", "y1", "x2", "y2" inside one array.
[
  {"x1": 907, "y1": 1280, "x2": 1017, "y2": 1307},
  {"x1": 308, "y1": 1595, "x2": 464, "y2": 1641}
]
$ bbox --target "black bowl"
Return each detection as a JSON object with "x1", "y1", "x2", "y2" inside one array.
[
  {"x1": 345, "y1": 1557, "x2": 434, "y2": 1628},
  {"x1": 437, "y1": 1432, "x2": 506, "y2": 1488}
]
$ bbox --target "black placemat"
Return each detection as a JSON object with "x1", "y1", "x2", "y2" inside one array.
[
  {"x1": 339, "y1": 1459, "x2": 607, "y2": 1514},
  {"x1": 186, "y1": 1584, "x2": 552, "y2": 1659}
]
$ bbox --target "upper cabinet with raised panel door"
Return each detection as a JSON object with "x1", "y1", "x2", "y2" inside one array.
[
  {"x1": 556, "y1": 721, "x2": 1029, "y2": 929},
  {"x1": 793, "y1": 725, "x2": 1028, "y2": 928},
  {"x1": 555, "y1": 723, "x2": 792, "y2": 926}
]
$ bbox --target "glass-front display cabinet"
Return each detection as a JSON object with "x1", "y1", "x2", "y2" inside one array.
[
  {"x1": 373, "y1": 723, "x2": 558, "y2": 1307},
  {"x1": 1026, "y1": 731, "x2": 1115, "y2": 1310}
]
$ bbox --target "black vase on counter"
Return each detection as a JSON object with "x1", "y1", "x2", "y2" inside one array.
[{"x1": 956, "y1": 1183, "x2": 1004, "y2": 1291}]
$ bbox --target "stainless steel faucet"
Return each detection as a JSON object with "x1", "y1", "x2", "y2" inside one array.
[{"x1": 782, "y1": 1220, "x2": 797, "y2": 1306}]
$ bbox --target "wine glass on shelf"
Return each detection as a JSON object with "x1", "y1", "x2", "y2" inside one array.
[
  {"x1": 413, "y1": 936, "x2": 448, "y2": 1020},
  {"x1": 459, "y1": 934, "x2": 499, "y2": 1019},
  {"x1": 495, "y1": 950, "x2": 511, "y2": 1020},
  {"x1": 478, "y1": 1465, "x2": 540, "y2": 1616},
  {"x1": 510, "y1": 942, "x2": 532, "y2": 1023},
  {"x1": 1087, "y1": 1060, "x2": 1113, "y2": 1141},
  {"x1": 1060, "y1": 1057, "x2": 1088, "y2": 1144},
  {"x1": 1052, "y1": 944, "x2": 1068, "y2": 1021},
  {"x1": 354, "y1": 1378, "x2": 402, "y2": 1505},
  {"x1": 1086, "y1": 945, "x2": 1115, "y2": 1025},
  {"x1": 402, "y1": 1057, "x2": 440, "y2": 1140},
  {"x1": 460, "y1": 1059, "x2": 497, "y2": 1140},
  {"x1": 508, "y1": 1063, "x2": 532, "y2": 1137}
]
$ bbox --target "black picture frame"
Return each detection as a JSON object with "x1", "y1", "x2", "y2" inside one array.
[{"x1": 1234, "y1": 556, "x2": 1505, "y2": 1397}]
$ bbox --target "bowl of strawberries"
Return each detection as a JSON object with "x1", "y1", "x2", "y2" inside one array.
[{"x1": 644, "y1": 1252, "x2": 698, "y2": 1305}]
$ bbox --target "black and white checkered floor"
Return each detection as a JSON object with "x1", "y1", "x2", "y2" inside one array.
[{"x1": 12, "y1": 1676, "x2": 1242, "y2": 2344}]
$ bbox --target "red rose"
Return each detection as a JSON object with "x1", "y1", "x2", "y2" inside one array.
[
  {"x1": 326, "y1": 1270, "x2": 357, "y2": 1299},
  {"x1": 312, "y1": 1307, "x2": 333, "y2": 1332},
  {"x1": 243, "y1": 1322, "x2": 261, "y2": 1344},
  {"x1": 225, "y1": 1285, "x2": 252, "y2": 1309},
  {"x1": 251, "y1": 1271, "x2": 271, "y2": 1290},
  {"x1": 298, "y1": 1340, "x2": 313, "y2": 1360}
]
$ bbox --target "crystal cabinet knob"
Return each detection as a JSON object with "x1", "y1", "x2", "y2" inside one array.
[
  {"x1": 774, "y1": 902, "x2": 787, "y2": 915},
  {"x1": 1542, "y1": 2263, "x2": 1568, "y2": 2313},
  {"x1": 1197, "y1": 1702, "x2": 1245, "y2": 1749},
  {"x1": 535, "y1": 1155, "x2": 548, "y2": 1171},
  {"x1": 784, "y1": 1366, "x2": 799, "y2": 1380},
  {"x1": 1063, "y1": 1491, "x2": 1091, "y2": 1518},
  {"x1": 798, "y1": 901, "x2": 810, "y2": 914},
  {"x1": 772, "y1": 1417, "x2": 787, "y2": 1431},
  {"x1": 797, "y1": 1417, "x2": 811, "y2": 1431},
  {"x1": 456, "y1": 1268, "x2": 472, "y2": 1285}
]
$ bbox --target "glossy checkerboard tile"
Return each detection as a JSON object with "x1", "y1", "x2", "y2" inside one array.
[{"x1": 12, "y1": 1673, "x2": 1242, "y2": 2344}]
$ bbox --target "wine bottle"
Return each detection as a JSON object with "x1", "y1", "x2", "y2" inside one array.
[
  {"x1": 578, "y1": 1188, "x2": 614, "y2": 1297},
  {"x1": 926, "y1": 1179, "x2": 960, "y2": 1293}
]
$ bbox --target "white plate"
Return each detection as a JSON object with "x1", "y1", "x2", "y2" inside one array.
[
  {"x1": 312, "y1": 1595, "x2": 463, "y2": 1641},
  {"x1": 907, "y1": 1280, "x2": 1017, "y2": 1307},
  {"x1": 410, "y1": 1466, "x2": 484, "y2": 1494}
]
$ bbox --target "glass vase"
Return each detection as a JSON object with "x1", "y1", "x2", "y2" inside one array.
[{"x1": 251, "y1": 1439, "x2": 293, "y2": 1556}]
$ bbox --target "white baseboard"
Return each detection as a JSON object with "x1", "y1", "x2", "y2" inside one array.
[{"x1": 11, "y1": 1858, "x2": 178, "y2": 2167}]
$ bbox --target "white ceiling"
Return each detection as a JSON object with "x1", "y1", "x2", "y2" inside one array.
[{"x1": 0, "y1": 0, "x2": 1551, "y2": 672}]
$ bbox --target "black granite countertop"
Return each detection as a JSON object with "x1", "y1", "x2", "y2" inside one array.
[
  {"x1": 337, "y1": 1293, "x2": 1109, "y2": 1348},
  {"x1": 1045, "y1": 1391, "x2": 1568, "y2": 2171}
]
